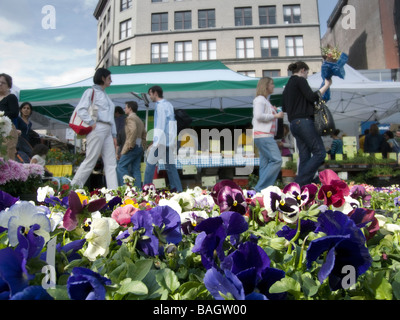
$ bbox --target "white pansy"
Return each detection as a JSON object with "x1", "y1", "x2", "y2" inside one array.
[
  {"x1": 37, "y1": 186, "x2": 55, "y2": 203},
  {"x1": 83, "y1": 216, "x2": 119, "y2": 261},
  {"x1": 0, "y1": 202, "x2": 51, "y2": 246},
  {"x1": 335, "y1": 196, "x2": 360, "y2": 214},
  {"x1": 170, "y1": 192, "x2": 196, "y2": 211}
]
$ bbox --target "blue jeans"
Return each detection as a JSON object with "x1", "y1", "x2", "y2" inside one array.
[
  {"x1": 117, "y1": 146, "x2": 143, "y2": 188},
  {"x1": 144, "y1": 146, "x2": 182, "y2": 192},
  {"x1": 290, "y1": 118, "x2": 326, "y2": 186},
  {"x1": 254, "y1": 137, "x2": 282, "y2": 192}
]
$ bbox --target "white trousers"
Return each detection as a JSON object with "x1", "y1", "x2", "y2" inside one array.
[{"x1": 71, "y1": 122, "x2": 118, "y2": 189}]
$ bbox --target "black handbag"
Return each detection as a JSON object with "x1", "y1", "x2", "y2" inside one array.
[{"x1": 314, "y1": 93, "x2": 335, "y2": 136}]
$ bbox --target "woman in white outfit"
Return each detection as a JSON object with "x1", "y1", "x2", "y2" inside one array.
[{"x1": 71, "y1": 68, "x2": 118, "y2": 189}]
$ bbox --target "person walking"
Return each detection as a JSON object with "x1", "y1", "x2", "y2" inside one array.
[
  {"x1": 282, "y1": 61, "x2": 332, "y2": 186},
  {"x1": 252, "y1": 77, "x2": 284, "y2": 192},
  {"x1": 117, "y1": 101, "x2": 147, "y2": 188},
  {"x1": 71, "y1": 68, "x2": 118, "y2": 190},
  {"x1": 143, "y1": 85, "x2": 182, "y2": 192}
]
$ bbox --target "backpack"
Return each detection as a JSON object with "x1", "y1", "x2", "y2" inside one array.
[{"x1": 174, "y1": 109, "x2": 192, "y2": 133}]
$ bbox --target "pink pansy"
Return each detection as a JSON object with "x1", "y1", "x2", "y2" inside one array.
[{"x1": 111, "y1": 204, "x2": 138, "y2": 227}]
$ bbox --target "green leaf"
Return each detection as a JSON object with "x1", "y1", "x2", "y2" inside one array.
[
  {"x1": 391, "y1": 270, "x2": 400, "y2": 300},
  {"x1": 117, "y1": 278, "x2": 148, "y2": 296},
  {"x1": 127, "y1": 259, "x2": 154, "y2": 281},
  {"x1": 301, "y1": 272, "x2": 320, "y2": 297},
  {"x1": 366, "y1": 271, "x2": 393, "y2": 300},
  {"x1": 155, "y1": 268, "x2": 180, "y2": 294},
  {"x1": 269, "y1": 276, "x2": 301, "y2": 295},
  {"x1": 46, "y1": 285, "x2": 70, "y2": 300}
]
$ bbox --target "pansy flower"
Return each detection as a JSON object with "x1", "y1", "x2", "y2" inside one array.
[
  {"x1": 0, "y1": 201, "x2": 51, "y2": 247},
  {"x1": 111, "y1": 204, "x2": 138, "y2": 227},
  {"x1": 180, "y1": 210, "x2": 209, "y2": 234},
  {"x1": 262, "y1": 186, "x2": 299, "y2": 224},
  {"x1": 318, "y1": 169, "x2": 350, "y2": 208},
  {"x1": 0, "y1": 191, "x2": 18, "y2": 212},
  {"x1": 123, "y1": 206, "x2": 182, "y2": 257},
  {"x1": 205, "y1": 241, "x2": 286, "y2": 300},
  {"x1": 62, "y1": 191, "x2": 107, "y2": 231},
  {"x1": 216, "y1": 183, "x2": 247, "y2": 215},
  {"x1": 67, "y1": 267, "x2": 111, "y2": 300},
  {"x1": 306, "y1": 210, "x2": 372, "y2": 291},
  {"x1": 84, "y1": 215, "x2": 119, "y2": 261},
  {"x1": 192, "y1": 211, "x2": 248, "y2": 269},
  {"x1": 283, "y1": 182, "x2": 318, "y2": 207},
  {"x1": 347, "y1": 207, "x2": 379, "y2": 240},
  {"x1": 350, "y1": 185, "x2": 371, "y2": 207}
]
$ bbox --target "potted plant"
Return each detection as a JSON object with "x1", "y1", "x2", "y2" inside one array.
[
  {"x1": 0, "y1": 158, "x2": 45, "y2": 201},
  {"x1": 282, "y1": 159, "x2": 297, "y2": 177}
]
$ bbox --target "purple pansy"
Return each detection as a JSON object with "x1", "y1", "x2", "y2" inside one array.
[
  {"x1": 126, "y1": 206, "x2": 182, "y2": 257},
  {"x1": 205, "y1": 241, "x2": 286, "y2": 300},
  {"x1": 212, "y1": 180, "x2": 247, "y2": 215},
  {"x1": 63, "y1": 191, "x2": 106, "y2": 231},
  {"x1": 67, "y1": 267, "x2": 111, "y2": 300},
  {"x1": 306, "y1": 210, "x2": 372, "y2": 290},
  {"x1": 0, "y1": 191, "x2": 18, "y2": 212},
  {"x1": 192, "y1": 211, "x2": 248, "y2": 269}
]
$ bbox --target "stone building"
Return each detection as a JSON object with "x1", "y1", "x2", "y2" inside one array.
[
  {"x1": 94, "y1": 0, "x2": 323, "y2": 77},
  {"x1": 322, "y1": 0, "x2": 400, "y2": 79}
]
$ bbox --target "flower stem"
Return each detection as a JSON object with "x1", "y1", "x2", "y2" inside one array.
[{"x1": 287, "y1": 218, "x2": 301, "y2": 255}]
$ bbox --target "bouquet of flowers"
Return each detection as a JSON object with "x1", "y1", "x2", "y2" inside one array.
[
  {"x1": 321, "y1": 45, "x2": 342, "y2": 62},
  {"x1": 320, "y1": 45, "x2": 348, "y2": 101}
]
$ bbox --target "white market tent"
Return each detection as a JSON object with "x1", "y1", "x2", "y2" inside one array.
[
  {"x1": 307, "y1": 64, "x2": 400, "y2": 137},
  {"x1": 20, "y1": 61, "x2": 288, "y2": 129}
]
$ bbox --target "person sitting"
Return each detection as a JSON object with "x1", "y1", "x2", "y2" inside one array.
[{"x1": 30, "y1": 144, "x2": 53, "y2": 177}]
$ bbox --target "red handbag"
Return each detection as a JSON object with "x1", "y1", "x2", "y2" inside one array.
[{"x1": 69, "y1": 90, "x2": 97, "y2": 136}]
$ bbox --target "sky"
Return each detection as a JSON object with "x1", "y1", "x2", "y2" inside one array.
[{"x1": 0, "y1": 0, "x2": 338, "y2": 90}]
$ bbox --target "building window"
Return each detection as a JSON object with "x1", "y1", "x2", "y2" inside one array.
[
  {"x1": 285, "y1": 36, "x2": 304, "y2": 56},
  {"x1": 175, "y1": 11, "x2": 192, "y2": 30},
  {"x1": 259, "y1": 6, "x2": 276, "y2": 25},
  {"x1": 198, "y1": 9, "x2": 215, "y2": 28},
  {"x1": 152, "y1": 13, "x2": 168, "y2": 31},
  {"x1": 106, "y1": 32, "x2": 111, "y2": 48},
  {"x1": 238, "y1": 71, "x2": 256, "y2": 77},
  {"x1": 283, "y1": 5, "x2": 301, "y2": 24},
  {"x1": 175, "y1": 41, "x2": 192, "y2": 61},
  {"x1": 261, "y1": 37, "x2": 279, "y2": 57},
  {"x1": 120, "y1": 19, "x2": 132, "y2": 40},
  {"x1": 199, "y1": 39, "x2": 217, "y2": 60},
  {"x1": 236, "y1": 38, "x2": 254, "y2": 59},
  {"x1": 121, "y1": 0, "x2": 132, "y2": 11},
  {"x1": 234, "y1": 7, "x2": 252, "y2": 26},
  {"x1": 263, "y1": 70, "x2": 281, "y2": 77},
  {"x1": 99, "y1": 23, "x2": 103, "y2": 38},
  {"x1": 151, "y1": 43, "x2": 168, "y2": 63},
  {"x1": 107, "y1": 7, "x2": 111, "y2": 24},
  {"x1": 119, "y1": 48, "x2": 131, "y2": 66}
]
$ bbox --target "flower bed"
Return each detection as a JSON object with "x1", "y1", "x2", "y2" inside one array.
[{"x1": 0, "y1": 169, "x2": 400, "y2": 301}]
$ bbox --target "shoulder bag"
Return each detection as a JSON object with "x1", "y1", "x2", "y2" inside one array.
[
  {"x1": 69, "y1": 89, "x2": 98, "y2": 136},
  {"x1": 314, "y1": 93, "x2": 335, "y2": 136}
]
